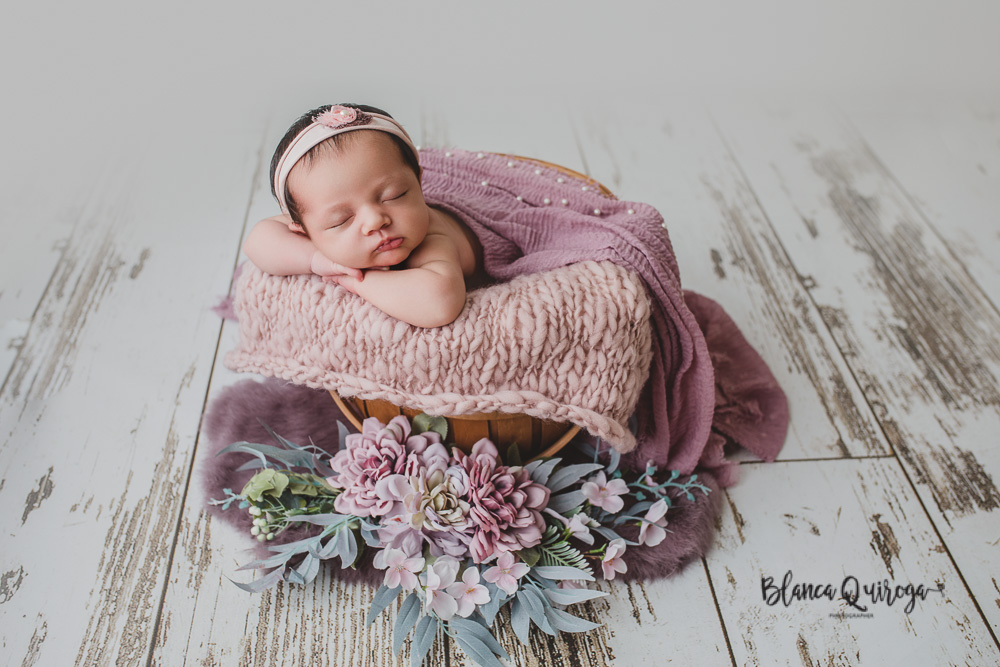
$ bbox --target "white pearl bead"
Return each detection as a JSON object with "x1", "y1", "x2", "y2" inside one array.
[
  {"x1": 593, "y1": 208, "x2": 601, "y2": 215},
  {"x1": 477, "y1": 152, "x2": 484, "y2": 158},
  {"x1": 415, "y1": 145, "x2": 421, "y2": 151},
  {"x1": 481, "y1": 180, "x2": 489, "y2": 186},
  {"x1": 557, "y1": 177, "x2": 565, "y2": 183},
  {"x1": 507, "y1": 161, "x2": 514, "y2": 167},
  {"x1": 516, "y1": 196, "x2": 523, "y2": 201},
  {"x1": 627, "y1": 209, "x2": 635, "y2": 214},
  {"x1": 581, "y1": 186, "x2": 589, "y2": 191},
  {"x1": 534, "y1": 169, "x2": 542, "y2": 175},
  {"x1": 445, "y1": 152, "x2": 452, "y2": 157},
  {"x1": 543, "y1": 198, "x2": 551, "y2": 205},
  {"x1": 561, "y1": 199, "x2": 569, "y2": 205}
]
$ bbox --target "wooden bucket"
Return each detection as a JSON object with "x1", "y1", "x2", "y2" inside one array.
[{"x1": 329, "y1": 154, "x2": 616, "y2": 461}]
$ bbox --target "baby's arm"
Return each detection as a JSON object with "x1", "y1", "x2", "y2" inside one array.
[
  {"x1": 242, "y1": 216, "x2": 362, "y2": 280},
  {"x1": 332, "y1": 232, "x2": 466, "y2": 328}
]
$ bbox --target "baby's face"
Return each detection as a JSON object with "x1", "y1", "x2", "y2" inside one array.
[{"x1": 287, "y1": 131, "x2": 428, "y2": 270}]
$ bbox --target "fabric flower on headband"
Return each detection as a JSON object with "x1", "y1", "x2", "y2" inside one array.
[{"x1": 314, "y1": 105, "x2": 370, "y2": 129}]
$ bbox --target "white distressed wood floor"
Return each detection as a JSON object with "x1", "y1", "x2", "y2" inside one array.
[{"x1": 2, "y1": 94, "x2": 999, "y2": 666}]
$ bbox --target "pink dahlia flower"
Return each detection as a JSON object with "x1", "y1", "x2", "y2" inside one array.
[
  {"x1": 326, "y1": 416, "x2": 443, "y2": 517},
  {"x1": 452, "y1": 438, "x2": 550, "y2": 564}
]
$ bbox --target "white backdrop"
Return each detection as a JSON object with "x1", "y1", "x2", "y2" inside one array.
[{"x1": 1, "y1": 0, "x2": 997, "y2": 213}]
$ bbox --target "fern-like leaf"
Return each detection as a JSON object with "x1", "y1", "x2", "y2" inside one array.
[{"x1": 537, "y1": 525, "x2": 593, "y2": 577}]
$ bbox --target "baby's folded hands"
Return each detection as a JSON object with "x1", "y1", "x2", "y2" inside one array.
[{"x1": 310, "y1": 252, "x2": 365, "y2": 282}]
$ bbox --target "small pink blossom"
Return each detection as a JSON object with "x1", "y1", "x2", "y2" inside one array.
[
  {"x1": 314, "y1": 105, "x2": 357, "y2": 128},
  {"x1": 637, "y1": 499, "x2": 669, "y2": 547},
  {"x1": 376, "y1": 548, "x2": 425, "y2": 591},
  {"x1": 445, "y1": 567, "x2": 491, "y2": 617},
  {"x1": 482, "y1": 551, "x2": 529, "y2": 595},
  {"x1": 423, "y1": 556, "x2": 461, "y2": 620},
  {"x1": 566, "y1": 513, "x2": 597, "y2": 545},
  {"x1": 581, "y1": 471, "x2": 629, "y2": 513},
  {"x1": 601, "y1": 539, "x2": 628, "y2": 580},
  {"x1": 643, "y1": 459, "x2": 657, "y2": 486}
]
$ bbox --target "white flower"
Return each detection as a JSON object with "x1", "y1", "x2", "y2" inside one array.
[
  {"x1": 637, "y1": 499, "x2": 669, "y2": 547},
  {"x1": 482, "y1": 551, "x2": 529, "y2": 596},
  {"x1": 581, "y1": 471, "x2": 629, "y2": 513},
  {"x1": 601, "y1": 539, "x2": 628, "y2": 580},
  {"x1": 445, "y1": 567, "x2": 491, "y2": 617}
]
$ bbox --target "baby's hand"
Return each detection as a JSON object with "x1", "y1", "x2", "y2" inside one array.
[
  {"x1": 311, "y1": 252, "x2": 364, "y2": 282},
  {"x1": 322, "y1": 274, "x2": 362, "y2": 296}
]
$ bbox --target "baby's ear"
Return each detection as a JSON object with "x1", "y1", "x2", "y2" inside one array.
[{"x1": 288, "y1": 221, "x2": 307, "y2": 235}]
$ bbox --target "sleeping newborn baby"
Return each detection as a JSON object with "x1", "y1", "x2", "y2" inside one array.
[{"x1": 243, "y1": 103, "x2": 490, "y2": 328}]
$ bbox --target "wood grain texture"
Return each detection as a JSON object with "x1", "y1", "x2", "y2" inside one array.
[
  {"x1": 0, "y1": 119, "x2": 263, "y2": 665},
  {"x1": 837, "y1": 100, "x2": 1000, "y2": 309},
  {"x1": 709, "y1": 97, "x2": 1000, "y2": 636},
  {"x1": 711, "y1": 458, "x2": 997, "y2": 665}
]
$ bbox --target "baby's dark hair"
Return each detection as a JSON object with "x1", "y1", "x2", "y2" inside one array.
[{"x1": 269, "y1": 103, "x2": 422, "y2": 232}]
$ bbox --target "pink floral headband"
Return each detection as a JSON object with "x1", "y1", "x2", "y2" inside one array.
[{"x1": 273, "y1": 105, "x2": 419, "y2": 216}]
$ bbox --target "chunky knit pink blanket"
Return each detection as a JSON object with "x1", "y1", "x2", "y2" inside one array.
[{"x1": 226, "y1": 259, "x2": 655, "y2": 453}]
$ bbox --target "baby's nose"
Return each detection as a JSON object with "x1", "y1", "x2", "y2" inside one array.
[{"x1": 360, "y1": 206, "x2": 389, "y2": 231}]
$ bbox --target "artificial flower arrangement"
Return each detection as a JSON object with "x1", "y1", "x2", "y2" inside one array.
[{"x1": 210, "y1": 413, "x2": 710, "y2": 667}]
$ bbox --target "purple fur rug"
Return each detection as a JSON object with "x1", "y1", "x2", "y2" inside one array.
[{"x1": 199, "y1": 376, "x2": 723, "y2": 586}]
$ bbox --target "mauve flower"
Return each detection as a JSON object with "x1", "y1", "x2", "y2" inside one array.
[
  {"x1": 581, "y1": 470, "x2": 629, "y2": 513},
  {"x1": 637, "y1": 499, "x2": 669, "y2": 547},
  {"x1": 326, "y1": 416, "x2": 443, "y2": 518},
  {"x1": 446, "y1": 567, "x2": 491, "y2": 618},
  {"x1": 452, "y1": 438, "x2": 550, "y2": 564},
  {"x1": 601, "y1": 539, "x2": 628, "y2": 580},
  {"x1": 482, "y1": 551, "x2": 529, "y2": 595}
]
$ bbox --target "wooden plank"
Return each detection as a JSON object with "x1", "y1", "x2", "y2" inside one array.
[
  {"x1": 567, "y1": 97, "x2": 887, "y2": 462},
  {"x1": 709, "y1": 97, "x2": 1000, "y2": 635},
  {"x1": 837, "y1": 99, "x2": 1000, "y2": 308},
  {"x1": 709, "y1": 458, "x2": 997, "y2": 665},
  {"x1": 0, "y1": 114, "x2": 264, "y2": 664}
]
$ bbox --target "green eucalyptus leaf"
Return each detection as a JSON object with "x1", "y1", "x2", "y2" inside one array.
[
  {"x1": 240, "y1": 469, "x2": 289, "y2": 502},
  {"x1": 366, "y1": 584, "x2": 403, "y2": 627},
  {"x1": 410, "y1": 615, "x2": 438, "y2": 667},
  {"x1": 412, "y1": 413, "x2": 448, "y2": 440},
  {"x1": 519, "y1": 546, "x2": 541, "y2": 567},
  {"x1": 393, "y1": 593, "x2": 422, "y2": 655}
]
